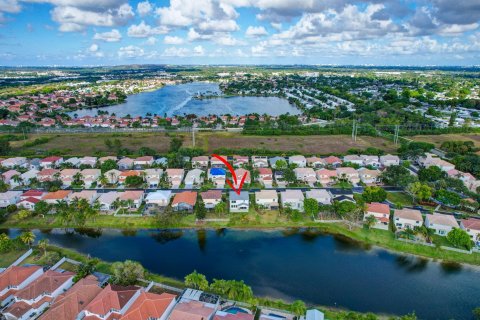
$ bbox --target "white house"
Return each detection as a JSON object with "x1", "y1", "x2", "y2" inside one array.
[
  {"x1": 289, "y1": 155, "x2": 307, "y2": 168},
  {"x1": 97, "y1": 191, "x2": 120, "y2": 211},
  {"x1": 255, "y1": 190, "x2": 279, "y2": 210},
  {"x1": 393, "y1": 208, "x2": 423, "y2": 230},
  {"x1": 185, "y1": 169, "x2": 204, "y2": 189},
  {"x1": 252, "y1": 156, "x2": 268, "y2": 168},
  {"x1": 361, "y1": 155, "x2": 380, "y2": 168},
  {"x1": 229, "y1": 191, "x2": 249, "y2": 212},
  {"x1": 280, "y1": 190, "x2": 305, "y2": 212},
  {"x1": 460, "y1": 218, "x2": 480, "y2": 245},
  {"x1": 105, "y1": 169, "x2": 121, "y2": 184},
  {"x1": 0, "y1": 191, "x2": 22, "y2": 208},
  {"x1": 425, "y1": 213, "x2": 459, "y2": 236},
  {"x1": 305, "y1": 189, "x2": 332, "y2": 205},
  {"x1": 380, "y1": 154, "x2": 400, "y2": 167},
  {"x1": 1, "y1": 157, "x2": 27, "y2": 169},
  {"x1": 144, "y1": 169, "x2": 163, "y2": 188},
  {"x1": 364, "y1": 202, "x2": 391, "y2": 229},
  {"x1": 81, "y1": 169, "x2": 101, "y2": 188},
  {"x1": 145, "y1": 191, "x2": 172, "y2": 210},
  {"x1": 294, "y1": 168, "x2": 317, "y2": 186},
  {"x1": 343, "y1": 155, "x2": 363, "y2": 166}
]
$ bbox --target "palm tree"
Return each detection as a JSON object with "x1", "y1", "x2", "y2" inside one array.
[
  {"x1": 364, "y1": 215, "x2": 377, "y2": 229},
  {"x1": 38, "y1": 239, "x2": 49, "y2": 257},
  {"x1": 19, "y1": 231, "x2": 35, "y2": 247},
  {"x1": 12, "y1": 174, "x2": 22, "y2": 187},
  {"x1": 184, "y1": 270, "x2": 209, "y2": 290},
  {"x1": 108, "y1": 171, "x2": 117, "y2": 185},
  {"x1": 98, "y1": 174, "x2": 108, "y2": 187},
  {"x1": 73, "y1": 172, "x2": 83, "y2": 185},
  {"x1": 416, "y1": 225, "x2": 435, "y2": 243}
]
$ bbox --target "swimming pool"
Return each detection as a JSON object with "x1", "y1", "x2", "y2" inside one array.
[{"x1": 224, "y1": 306, "x2": 249, "y2": 314}]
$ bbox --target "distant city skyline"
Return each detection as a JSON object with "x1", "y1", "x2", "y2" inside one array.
[{"x1": 0, "y1": 0, "x2": 479, "y2": 66}]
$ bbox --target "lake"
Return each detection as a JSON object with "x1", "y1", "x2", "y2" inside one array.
[
  {"x1": 70, "y1": 82, "x2": 300, "y2": 117},
  {"x1": 5, "y1": 228, "x2": 479, "y2": 319}
]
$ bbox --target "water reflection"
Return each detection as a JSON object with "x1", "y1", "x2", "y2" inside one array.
[
  {"x1": 149, "y1": 230, "x2": 183, "y2": 244},
  {"x1": 300, "y1": 228, "x2": 324, "y2": 242},
  {"x1": 197, "y1": 229, "x2": 207, "y2": 252},
  {"x1": 121, "y1": 229, "x2": 138, "y2": 237},
  {"x1": 440, "y1": 261, "x2": 462, "y2": 274},
  {"x1": 333, "y1": 234, "x2": 371, "y2": 252},
  {"x1": 74, "y1": 228, "x2": 103, "y2": 238},
  {"x1": 395, "y1": 256, "x2": 429, "y2": 273}
]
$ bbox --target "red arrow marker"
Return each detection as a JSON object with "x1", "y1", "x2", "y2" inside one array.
[{"x1": 211, "y1": 154, "x2": 247, "y2": 195}]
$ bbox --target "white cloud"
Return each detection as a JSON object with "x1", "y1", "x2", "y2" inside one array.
[
  {"x1": 137, "y1": 0, "x2": 152, "y2": 16},
  {"x1": 89, "y1": 43, "x2": 99, "y2": 52},
  {"x1": 214, "y1": 35, "x2": 245, "y2": 46},
  {"x1": 93, "y1": 29, "x2": 122, "y2": 42},
  {"x1": 164, "y1": 35, "x2": 184, "y2": 45},
  {"x1": 127, "y1": 20, "x2": 169, "y2": 37},
  {"x1": 49, "y1": 2, "x2": 134, "y2": 32},
  {"x1": 144, "y1": 36, "x2": 157, "y2": 45},
  {"x1": 118, "y1": 45, "x2": 144, "y2": 58},
  {"x1": 162, "y1": 46, "x2": 189, "y2": 57},
  {"x1": 0, "y1": 0, "x2": 21, "y2": 13},
  {"x1": 193, "y1": 45, "x2": 205, "y2": 56},
  {"x1": 245, "y1": 25, "x2": 268, "y2": 37}
]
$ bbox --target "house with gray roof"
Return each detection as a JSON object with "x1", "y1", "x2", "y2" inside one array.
[{"x1": 229, "y1": 191, "x2": 249, "y2": 213}]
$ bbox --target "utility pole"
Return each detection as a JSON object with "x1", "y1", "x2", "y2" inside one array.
[
  {"x1": 192, "y1": 128, "x2": 195, "y2": 148},
  {"x1": 352, "y1": 120, "x2": 356, "y2": 142},
  {"x1": 393, "y1": 124, "x2": 400, "y2": 145}
]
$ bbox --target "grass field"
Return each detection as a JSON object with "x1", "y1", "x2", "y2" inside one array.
[
  {"x1": 0, "y1": 249, "x2": 26, "y2": 267},
  {"x1": 9, "y1": 132, "x2": 398, "y2": 156},
  {"x1": 409, "y1": 133, "x2": 480, "y2": 152}
]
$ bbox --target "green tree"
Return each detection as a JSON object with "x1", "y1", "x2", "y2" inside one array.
[
  {"x1": 304, "y1": 198, "x2": 319, "y2": 217},
  {"x1": 364, "y1": 215, "x2": 377, "y2": 229},
  {"x1": 473, "y1": 307, "x2": 480, "y2": 320},
  {"x1": 100, "y1": 159, "x2": 117, "y2": 173},
  {"x1": 125, "y1": 175, "x2": 144, "y2": 187},
  {"x1": 362, "y1": 186, "x2": 387, "y2": 203},
  {"x1": 169, "y1": 137, "x2": 183, "y2": 152},
  {"x1": 19, "y1": 231, "x2": 35, "y2": 247},
  {"x1": 195, "y1": 200, "x2": 207, "y2": 220},
  {"x1": 418, "y1": 166, "x2": 446, "y2": 182},
  {"x1": 415, "y1": 225, "x2": 435, "y2": 243},
  {"x1": 447, "y1": 228, "x2": 473, "y2": 250},
  {"x1": 435, "y1": 189, "x2": 461, "y2": 206},
  {"x1": 0, "y1": 233, "x2": 13, "y2": 253},
  {"x1": 381, "y1": 165, "x2": 417, "y2": 187},
  {"x1": 74, "y1": 259, "x2": 98, "y2": 282},
  {"x1": 184, "y1": 270, "x2": 209, "y2": 290},
  {"x1": 406, "y1": 182, "x2": 432, "y2": 202},
  {"x1": 0, "y1": 140, "x2": 11, "y2": 156},
  {"x1": 111, "y1": 260, "x2": 145, "y2": 286},
  {"x1": 290, "y1": 300, "x2": 307, "y2": 317},
  {"x1": 38, "y1": 239, "x2": 49, "y2": 257}
]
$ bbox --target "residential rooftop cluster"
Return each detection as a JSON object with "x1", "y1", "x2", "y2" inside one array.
[{"x1": 0, "y1": 258, "x2": 323, "y2": 320}]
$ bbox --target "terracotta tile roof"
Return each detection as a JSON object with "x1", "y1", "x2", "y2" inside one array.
[
  {"x1": 22, "y1": 190, "x2": 44, "y2": 197},
  {"x1": 394, "y1": 208, "x2": 422, "y2": 221},
  {"x1": 15, "y1": 270, "x2": 75, "y2": 300},
  {"x1": 0, "y1": 265, "x2": 43, "y2": 293},
  {"x1": 38, "y1": 169, "x2": 59, "y2": 176},
  {"x1": 20, "y1": 197, "x2": 40, "y2": 204},
  {"x1": 41, "y1": 156, "x2": 62, "y2": 163},
  {"x1": 120, "y1": 170, "x2": 140, "y2": 177},
  {"x1": 42, "y1": 190, "x2": 72, "y2": 200},
  {"x1": 120, "y1": 190, "x2": 144, "y2": 201},
  {"x1": 4, "y1": 300, "x2": 31, "y2": 318},
  {"x1": 367, "y1": 202, "x2": 390, "y2": 215},
  {"x1": 426, "y1": 214, "x2": 459, "y2": 228},
  {"x1": 258, "y1": 168, "x2": 272, "y2": 175},
  {"x1": 324, "y1": 156, "x2": 342, "y2": 164},
  {"x1": 201, "y1": 190, "x2": 222, "y2": 200},
  {"x1": 172, "y1": 191, "x2": 197, "y2": 206},
  {"x1": 84, "y1": 284, "x2": 140, "y2": 317},
  {"x1": 462, "y1": 218, "x2": 480, "y2": 231},
  {"x1": 121, "y1": 292, "x2": 176, "y2": 320},
  {"x1": 38, "y1": 275, "x2": 103, "y2": 320},
  {"x1": 169, "y1": 300, "x2": 215, "y2": 320}
]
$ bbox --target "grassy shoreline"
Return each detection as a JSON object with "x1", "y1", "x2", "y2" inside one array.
[{"x1": 2, "y1": 214, "x2": 480, "y2": 266}]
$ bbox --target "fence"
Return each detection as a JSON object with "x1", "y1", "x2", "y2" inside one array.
[
  {"x1": 10, "y1": 248, "x2": 33, "y2": 267},
  {"x1": 440, "y1": 246, "x2": 472, "y2": 254}
]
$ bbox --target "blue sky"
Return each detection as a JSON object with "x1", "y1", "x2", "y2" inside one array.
[{"x1": 0, "y1": 0, "x2": 479, "y2": 66}]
